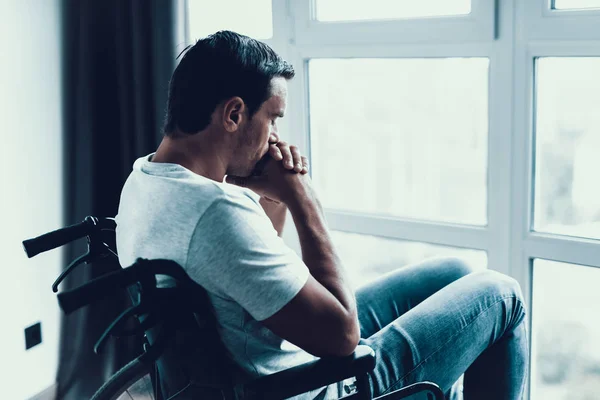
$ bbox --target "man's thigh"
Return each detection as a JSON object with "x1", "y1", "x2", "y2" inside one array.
[
  {"x1": 356, "y1": 257, "x2": 477, "y2": 339},
  {"x1": 358, "y1": 269, "x2": 525, "y2": 396}
]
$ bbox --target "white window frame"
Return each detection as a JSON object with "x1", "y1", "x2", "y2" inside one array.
[
  {"x1": 289, "y1": 0, "x2": 496, "y2": 45},
  {"x1": 524, "y1": 0, "x2": 600, "y2": 40},
  {"x1": 512, "y1": 4, "x2": 600, "y2": 394}
]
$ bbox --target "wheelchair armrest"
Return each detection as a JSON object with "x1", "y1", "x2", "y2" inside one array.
[
  {"x1": 378, "y1": 382, "x2": 445, "y2": 400},
  {"x1": 243, "y1": 345, "x2": 376, "y2": 400}
]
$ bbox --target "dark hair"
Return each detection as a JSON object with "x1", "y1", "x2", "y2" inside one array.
[{"x1": 163, "y1": 30, "x2": 295, "y2": 135}]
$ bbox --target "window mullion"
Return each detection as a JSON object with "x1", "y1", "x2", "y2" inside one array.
[{"x1": 325, "y1": 210, "x2": 490, "y2": 251}]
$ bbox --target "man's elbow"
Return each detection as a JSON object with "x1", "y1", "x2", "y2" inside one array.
[
  {"x1": 327, "y1": 319, "x2": 361, "y2": 357},
  {"x1": 339, "y1": 322, "x2": 361, "y2": 356}
]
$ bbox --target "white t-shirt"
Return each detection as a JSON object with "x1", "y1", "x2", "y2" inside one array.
[{"x1": 116, "y1": 154, "x2": 335, "y2": 399}]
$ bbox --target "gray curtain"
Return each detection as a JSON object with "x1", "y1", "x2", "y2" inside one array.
[{"x1": 59, "y1": 1, "x2": 178, "y2": 398}]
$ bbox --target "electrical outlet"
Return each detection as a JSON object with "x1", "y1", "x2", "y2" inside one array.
[{"x1": 25, "y1": 322, "x2": 42, "y2": 350}]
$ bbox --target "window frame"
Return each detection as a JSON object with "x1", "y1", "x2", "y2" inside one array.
[
  {"x1": 289, "y1": 0, "x2": 497, "y2": 45},
  {"x1": 511, "y1": 39, "x2": 600, "y2": 274},
  {"x1": 524, "y1": 0, "x2": 600, "y2": 40},
  {"x1": 512, "y1": 6, "x2": 600, "y2": 398}
]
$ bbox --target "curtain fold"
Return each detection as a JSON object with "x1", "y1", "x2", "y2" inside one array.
[{"x1": 59, "y1": 1, "x2": 177, "y2": 398}]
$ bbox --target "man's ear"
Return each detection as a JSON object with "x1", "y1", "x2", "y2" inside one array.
[{"x1": 223, "y1": 97, "x2": 245, "y2": 132}]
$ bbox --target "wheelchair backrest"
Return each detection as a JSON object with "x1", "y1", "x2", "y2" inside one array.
[{"x1": 140, "y1": 282, "x2": 239, "y2": 399}]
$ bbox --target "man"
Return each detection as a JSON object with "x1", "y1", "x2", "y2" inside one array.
[{"x1": 116, "y1": 31, "x2": 528, "y2": 399}]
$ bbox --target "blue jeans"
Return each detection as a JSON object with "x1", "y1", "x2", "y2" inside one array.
[{"x1": 356, "y1": 257, "x2": 528, "y2": 399}]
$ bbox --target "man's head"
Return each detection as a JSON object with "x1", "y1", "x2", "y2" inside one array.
[{"x1": 163, "y1": 31, "x2": 295, "y2": 176}]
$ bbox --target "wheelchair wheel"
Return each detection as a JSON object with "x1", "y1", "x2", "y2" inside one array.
[{"x1": 91, "y1": 357, "x2": 157, "y2": 400}]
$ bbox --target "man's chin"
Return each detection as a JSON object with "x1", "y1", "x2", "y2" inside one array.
[{"x1": 250, "y1": 154, "x2": 270, "y2": 177}]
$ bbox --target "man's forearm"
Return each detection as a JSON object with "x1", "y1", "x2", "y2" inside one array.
[{"x1": 286, "y1": 184, "x2": 356, "y2": 314}]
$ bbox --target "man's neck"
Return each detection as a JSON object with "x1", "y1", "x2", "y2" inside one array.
[{"x1": 152, "y1": 131, "x2": 230, "y2": 183}]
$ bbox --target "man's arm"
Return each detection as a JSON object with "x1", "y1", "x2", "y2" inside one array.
[
  {"x1": 227, "y1": 146, "x2": 360, "y2": 357},
  {"x1": 266, "y1": 177, "x2": 360, "y2": 356}
]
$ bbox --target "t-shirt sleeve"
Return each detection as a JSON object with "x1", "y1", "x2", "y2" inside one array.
[{"x1": 186, "y1": 194, "x2": 310, "y2": 321}]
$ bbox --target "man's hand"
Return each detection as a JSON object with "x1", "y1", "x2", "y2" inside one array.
[
  {"x1": 266, "y1": 133, "x2": 309, "y2": 174},
  {"x1": 226, "y1": 136, "x2": 310, "y2": 204}
]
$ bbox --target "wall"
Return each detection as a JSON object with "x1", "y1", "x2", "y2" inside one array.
[{"x1": 0, "y1": 0, "x2": 63, "y2": 398}]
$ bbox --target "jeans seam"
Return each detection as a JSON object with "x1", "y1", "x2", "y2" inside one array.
[{"x1": 380, "y1": 294, "x2": 523, "y2": 396}]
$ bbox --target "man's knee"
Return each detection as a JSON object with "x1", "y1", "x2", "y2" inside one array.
[
  {"x1": 477, "y1": 270, "x2": 527, "y2": 327},
  {"x1": 439, "y1": 256, "x2": 479, "y2": 283},
  {"x1": 481, "y1": 270, "x2": 524, "y2": 301}
]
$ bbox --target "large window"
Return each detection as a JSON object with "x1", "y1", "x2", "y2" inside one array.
[
  {"x1": 186, "y1": 2, "x2": 600, "y2": 398},
  {"x1": 309, "y1": 58, "x2": 489, "y2": 225}
]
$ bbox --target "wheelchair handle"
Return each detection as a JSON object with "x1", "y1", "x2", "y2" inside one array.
[{"x1": 22, "y1": 216, "x2": 116, "y2": 258}]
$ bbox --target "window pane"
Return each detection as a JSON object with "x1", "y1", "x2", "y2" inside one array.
[
  {"x1": 532, "y1": 259, "x2": 600, "y2": 399},
  {"x1": 309, "y1": 58, "x2": 489, "y2": 225},
  {"x1": 553, "y1": 0, "x2": 600, "y2": 10},
  {"x1": 331, "y1": 230, "x2": 487, "y2": 289},
  {"x1": 533, "y1": 58, "x2": 600, "y2": 240},
  {"x1": 315, "y1": 0, "x2": 471, "y2": 21},
  {"x1": 187, "y1": 0, "x2": 272, "y2": 40}
]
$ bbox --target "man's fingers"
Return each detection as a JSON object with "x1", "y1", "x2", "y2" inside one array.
[
  {"x1": 301, "y1": 156, "x2": 309, "y2": 174},
  {"x1": 277, "y1": 141, "x2": 294, "y2": 169},
  {"x1": 290, "y1": 146, "x2": 303, "y2": 172},
  {"x1": 269, "y1": 143, "x2": 283, "y2": 161},
  {"x1": 270, "y1": 140, "x2": 307, "y2": 173}
]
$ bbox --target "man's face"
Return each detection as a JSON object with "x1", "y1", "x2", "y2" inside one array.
[{"x1": 233, "y1": 77, "x2": 288, "y2": 176}]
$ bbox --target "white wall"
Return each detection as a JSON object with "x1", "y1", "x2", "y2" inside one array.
[{"x1": 0, "y1": 0, "x2": 63, "y2": 398}]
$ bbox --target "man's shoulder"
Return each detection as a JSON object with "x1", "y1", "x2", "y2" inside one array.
[
  {"x1": 201, "y1": 188, "x2": 265, "y2": 226},
  {"x1": 128, "y1": 160, "x2": 257, "y2": 206},
  {"x1": 192, "y1": 188, "x2": 273, "y2": 245}
]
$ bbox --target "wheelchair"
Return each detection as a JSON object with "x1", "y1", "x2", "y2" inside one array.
[{"x1": 23, "y1": 216, "x2": 445, "y2": 400}]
